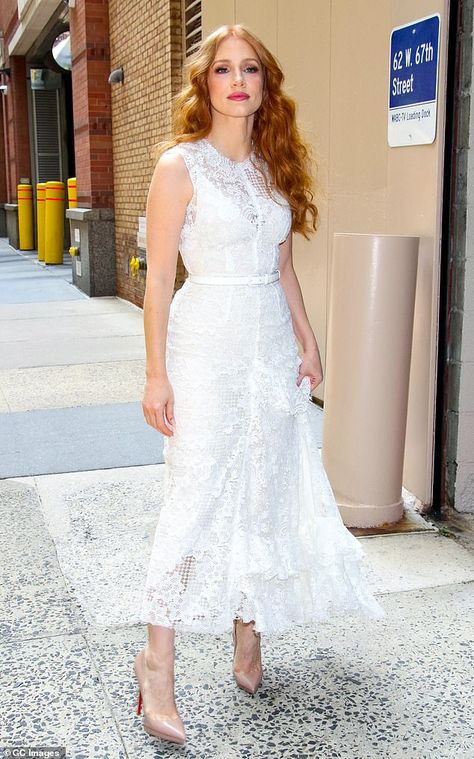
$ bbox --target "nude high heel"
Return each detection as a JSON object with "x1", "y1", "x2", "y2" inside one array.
[
  {"x1": 134, "y1": 648, "x2": 186, "y2": 745},
  {"x1": 232, "y1": 618, "x2": 263, "y2": 694}
]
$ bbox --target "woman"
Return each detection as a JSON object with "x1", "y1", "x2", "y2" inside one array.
[{"x1": 135, "y1": 23, "x2": 386, "y2": 746}]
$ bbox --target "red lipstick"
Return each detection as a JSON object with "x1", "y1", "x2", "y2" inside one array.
[{"x1": 228, "y1": 92, "x2": 250, "y2": 101}]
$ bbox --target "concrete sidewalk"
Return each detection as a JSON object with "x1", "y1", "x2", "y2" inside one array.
[
  {"x1": 0, "y1": 240, "x2": 162, "y2": 476},
  {"x1": 1, "y1": 239, "x2": 473, "y2": 759}
]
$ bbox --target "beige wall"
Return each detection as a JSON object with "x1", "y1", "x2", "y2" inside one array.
[{"x1": 203, "y1": 0, "x2": 449, "y2": 508}]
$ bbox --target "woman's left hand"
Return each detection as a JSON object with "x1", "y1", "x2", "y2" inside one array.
[{"x1": 296, "y1": 348, "x2": 324, "y2": 392}]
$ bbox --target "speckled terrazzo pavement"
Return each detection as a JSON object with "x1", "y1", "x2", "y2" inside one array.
[
  {"x1": 1, "y1": 475, "x2": 474, "y2": 758},
  {"x1": 2, "y1": 240, "x2": 474, "y2": 757}
]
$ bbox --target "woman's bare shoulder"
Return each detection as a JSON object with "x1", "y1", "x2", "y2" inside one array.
[
  {"x1": 155, "y1": 145, "x2": 188, "y2": 171},
  {"x1": 159, "y1": 140, "x2": 199, "y2": 163},
  {"x1": 152, "y1": 145, "x2": 194, "y2": 199}
]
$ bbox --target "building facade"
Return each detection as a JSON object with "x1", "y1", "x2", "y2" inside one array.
[{"x1": 108, "y1": 0, "x2": 185, "y2": 305}]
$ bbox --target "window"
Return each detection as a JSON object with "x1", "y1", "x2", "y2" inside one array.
[{"x1": 183, "y1": 0, "x2": 202, "y2": 56}]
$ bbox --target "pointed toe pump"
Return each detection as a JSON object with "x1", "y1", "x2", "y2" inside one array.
[
  {"x1": 232, "y1": 618, "x2": 263, "y2": 695},
  {"x1": 134, "y1": 649, "x2": 186, "y2": 746}
]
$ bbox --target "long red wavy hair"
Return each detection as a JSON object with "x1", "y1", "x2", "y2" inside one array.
[{"x1": 152, "y1": 23, "x2": 319, "y2": 239}]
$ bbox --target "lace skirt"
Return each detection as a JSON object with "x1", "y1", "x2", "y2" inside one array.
[{"x1": 138, "y1": 279, "x2": 386, "y2": 633}]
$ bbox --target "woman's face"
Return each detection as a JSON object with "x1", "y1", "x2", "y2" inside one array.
[{"x1": 207, "y1": 36, "x2": 264, "y2": 119}]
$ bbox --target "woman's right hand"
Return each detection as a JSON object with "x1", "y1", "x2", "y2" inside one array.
[{"x1": 142, "y1": 376, "x2": 175, "y2": 436}]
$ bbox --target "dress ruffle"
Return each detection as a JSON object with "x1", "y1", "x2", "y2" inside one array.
[{"x1": 139, "y1": 353, "x2": 386, "y2": 634}]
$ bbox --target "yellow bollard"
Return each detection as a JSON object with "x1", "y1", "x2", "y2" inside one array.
[
  {"x1": 44, "y1": 181, "x2": 65, "y2": 264},
  {"x1": 36, "y1": 183, "x2": 47, "y2": 261},
  {"x1": 18, "y1": 184, "x2": 34, "y2": 250},
  {"x1": 67, "y1": 177, "x2": 77, "y2": 208}
]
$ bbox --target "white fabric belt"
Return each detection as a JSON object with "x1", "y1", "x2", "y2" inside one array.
[{"x1": 187, "y1": 270, "x2": 280, "y2": 285}]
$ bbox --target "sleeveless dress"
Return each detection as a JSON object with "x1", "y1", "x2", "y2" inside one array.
[{"x1": 138, "y1": 137, "x2": 386, "y2": 634}]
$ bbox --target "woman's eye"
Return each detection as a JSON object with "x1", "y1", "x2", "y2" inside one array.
[{"x1": 214, "y1": 65, "x2": 260, "y2": 74}]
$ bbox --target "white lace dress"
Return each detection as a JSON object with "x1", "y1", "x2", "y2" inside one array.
[{"x1": 138, "y1": 137, "x2": 386, "y2": 634}]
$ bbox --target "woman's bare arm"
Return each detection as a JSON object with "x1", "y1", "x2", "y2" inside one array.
[
  {"x1": 278, "y1": 232, "x2": 318, "y2": 352},
  {"x1": 142, "y1": 151, "x2": 193, "y2": 434},
  {"x1": 278, "y1": 231, "x2": 324, "y2": 390}
]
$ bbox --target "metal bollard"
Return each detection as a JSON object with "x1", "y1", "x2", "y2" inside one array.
[
  {"x1": 67, "y1": 177, "x2": 77, "y2": 208},
  {"x1": 18, "y1": 184, "x2": 34, "y2": 250},
  {"x1": 322, "y1": 232, "x2": 420, "y2": 527},
  {"x1": 44, "y1": 181, "x2": 65, "y2": 264},
  {"x1": 36, "y1": 183, "x2": 47, "y2": 261}
]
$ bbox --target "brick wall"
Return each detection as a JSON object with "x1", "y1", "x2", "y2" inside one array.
[
  {"x1": 108, "y1": 0, "x2": 186, "y2": 307},
  {"x1": 0, "y1": 97, "x2": 6, "y2": 203},
  {"x1": 69, "y1": 0, "x2": 114, "y2": 208},
  {"x1": 0, "y1": 0, "x2": 19, "y2": 42},
  {"x1": 0, "y1": 2, "x2": 30, "y2": 203}
]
